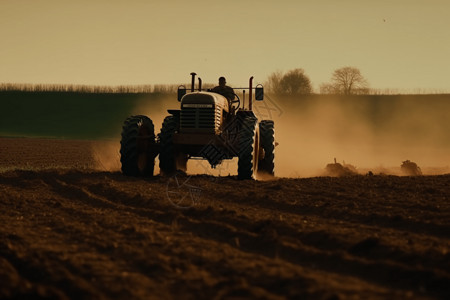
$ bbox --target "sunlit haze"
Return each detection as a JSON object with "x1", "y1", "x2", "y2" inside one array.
[{"x1": 1, "y1": 0, "x2": 449, "y2": 90}]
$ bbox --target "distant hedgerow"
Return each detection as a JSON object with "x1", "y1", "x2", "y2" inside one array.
[{"x1": 0, "y1": 83, "x2": 171, "y2": 94}]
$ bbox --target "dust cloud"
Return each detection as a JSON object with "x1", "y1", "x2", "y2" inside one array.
[
  {"x1": 270, "y1": 95, "x2": 450, "y2": 177},
  {"x1": 90, "y1": 140, "x2": 121, "y2": 172}
]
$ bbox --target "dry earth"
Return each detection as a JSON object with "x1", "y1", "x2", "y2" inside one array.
[{"x1": 0, "y1": 137, "x2": 449, "y2": 299}]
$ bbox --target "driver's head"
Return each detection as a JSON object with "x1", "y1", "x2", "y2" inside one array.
[{"x1": 219, "y1": 77, "x2": 226, "y2": 87}]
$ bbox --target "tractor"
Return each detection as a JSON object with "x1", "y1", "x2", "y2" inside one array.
[{"x1": 119, "y1": 72, "x2": 275, "y2": 180}]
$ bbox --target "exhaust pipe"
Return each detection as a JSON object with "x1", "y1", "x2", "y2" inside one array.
[
  {"x1": 198, "y1": 77, "x2": 202, "y2": 91},
  {"x1": 190, "y1": 72, "x2": 196, "y2": 92},
  {"x1": 248, "y1": 76, "x2": 254, "y2": 111}
]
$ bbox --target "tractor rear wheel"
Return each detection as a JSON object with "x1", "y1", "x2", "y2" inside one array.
[
  {"x1": 120, "y1": 115, "x2": 156, "y2": 177},
  {"x1": 159, "y1": 116, "x2": 178, "y2": 176},
  {"x1": 257, "y1": 120, "x2": 275, "y2": 176},
  {"x1": 237, "y1": 116, "x2": 259, "y2": 180}
]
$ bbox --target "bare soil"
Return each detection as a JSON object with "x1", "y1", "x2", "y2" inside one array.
[{"x1": 0, "y1": 137, "x2": 449, "y2": 299}]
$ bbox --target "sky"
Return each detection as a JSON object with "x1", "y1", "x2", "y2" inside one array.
[{"x1": 1, "y1": 0, "x2": 449, "y2": 91}]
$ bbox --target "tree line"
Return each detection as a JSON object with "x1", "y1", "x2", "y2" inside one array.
[
  {"x1": 266, "y1": 66, "x2": 370, "y2": 96},
  {"x1": 0, "y1": 83, "x2": 178, "y2": 94},
  {"x1": 0, "y1": 82, "x2": 213, "y2": 94},
  {"x1": 1, "y1": 68, "x2": 448, "y2": 95}
]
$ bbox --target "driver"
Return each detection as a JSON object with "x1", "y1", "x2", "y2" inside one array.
[{"x1": 211, "y1": 77, "x2": 235, "y2": 102}]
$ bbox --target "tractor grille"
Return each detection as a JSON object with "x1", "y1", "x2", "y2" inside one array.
[{"x1": 180, "y1": 107, "x2": 221, "y2": 132}]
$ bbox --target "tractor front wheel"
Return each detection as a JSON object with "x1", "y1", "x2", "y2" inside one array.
[
  {"x1": 237, "y1": 116, "x2": 259, "y2": 180},
  {"x1": 257, "y1": 120, "x2": 275, "y2": 177},
  {"x1": 159, "y1": 116, "x2": 178, "y2": 176}
]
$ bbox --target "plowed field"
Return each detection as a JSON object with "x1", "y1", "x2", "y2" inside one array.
[{"x1": 1, "y1": 138, "x2": 449, "y2": 299}]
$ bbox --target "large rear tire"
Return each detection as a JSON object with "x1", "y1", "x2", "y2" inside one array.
[
  {"x1": 237, "y1": 116, "x2": 259, "y2": 180},
  {"x1": 120, "y1": 115, "x2": 156, "y2": 177},
  {"x1": 257, "y1": 120, "x2": 275, "y2": 176}
]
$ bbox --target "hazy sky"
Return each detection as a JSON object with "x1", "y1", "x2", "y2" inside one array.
[{"x1": 1, "y1": 0, "x2": 449, "y2": 90}]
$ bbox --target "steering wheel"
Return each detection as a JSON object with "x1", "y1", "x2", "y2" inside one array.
[{"x1": 231, "y1": 93, "x2": 240, "y2": 110}]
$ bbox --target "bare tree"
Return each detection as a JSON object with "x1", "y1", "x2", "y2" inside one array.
[
  {"x1": 266, "y1": 68, "x2": 312, "y2": 95},
  {"x1": 325, "y1": 67, "x2": 369, "y2": 95}
]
